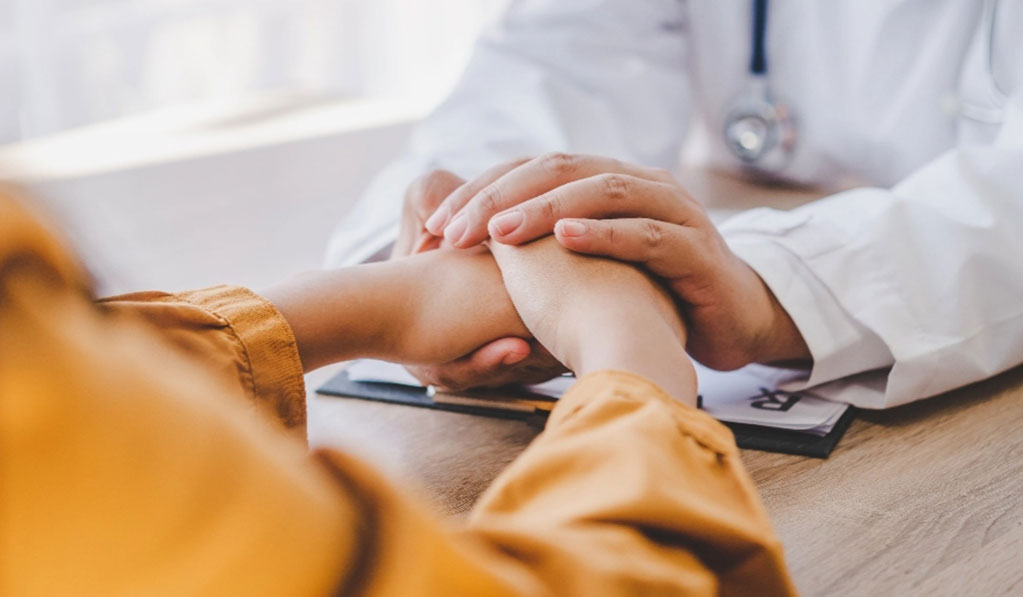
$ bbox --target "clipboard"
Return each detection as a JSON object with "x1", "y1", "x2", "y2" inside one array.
[{"x1": 317, "y1": 368, "x2": 855, "y2": 458}]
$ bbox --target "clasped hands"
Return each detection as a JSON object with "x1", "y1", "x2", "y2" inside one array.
[
  {"x1": 267, "y1": 225, "x2": 696, "y2": 403},
  {"x1": 394, "y1": 153, "x2": 811, "y2": 392},
  {"x1": 267, "y1": 152, "x2": 811, "y2": 406}
]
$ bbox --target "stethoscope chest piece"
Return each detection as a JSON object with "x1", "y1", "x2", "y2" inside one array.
[
  {"x1": 723, "y1": 0, "x2": 796, "y2": 174},
  {"x1": 723, "y1": 75, "x2": 796, "y2": 172}
]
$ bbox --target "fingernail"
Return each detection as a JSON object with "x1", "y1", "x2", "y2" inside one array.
[
  {"x1": 425, "y1": 205, "x2": 450, "y2": 235},
  {"x1": 489, "y1": 210, "x2": 524, "y2": 237},
  {"x1": 557, "y1": 219, "x2": 587, "y2": 237},
  {"x1": 502, "y1": 350, "x2": 528, "y2": 365},
  {"x1": 443, "y1": 212, "x2": 468, "y2": 245}
]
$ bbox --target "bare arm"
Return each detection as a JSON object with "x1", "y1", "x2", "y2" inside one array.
[{"x1": 263, "y1": 248, "x2": 529, "y2": 372}]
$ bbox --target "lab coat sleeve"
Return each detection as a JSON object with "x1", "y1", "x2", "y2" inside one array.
[
  {"x1": 325, "y1": 0, "x2": 692, "y2": 266},
  {"x1": 720, "y1": 93, "x2": 1023, "y2": 409}
]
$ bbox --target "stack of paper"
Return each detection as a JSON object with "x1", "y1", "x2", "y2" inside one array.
[
  {"x1": 693, "y1": 363, "x2": 848, "y2": 436},
  {"x1": 344, "y1": 359, "x2": 849, "y2": 436}
]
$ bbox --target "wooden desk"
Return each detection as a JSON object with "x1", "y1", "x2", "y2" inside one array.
[{"x1": 306, "y1": 170, "x2": 1023, "y2": 596}]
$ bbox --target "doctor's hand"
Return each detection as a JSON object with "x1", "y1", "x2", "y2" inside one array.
[
  {"x1": 392, "y1": 168, "x2": 566, "y2": 391},
  {"x1": 424, "y1": 153, "x2": 811, "y2": 371},
  {"x1": 392, "y1": 169, "x2": 462, "y2": 258}
]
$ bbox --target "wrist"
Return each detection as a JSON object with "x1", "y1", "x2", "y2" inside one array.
[
  {"x1": 567, "y1": 308, "x2": 697, "y2": 407},
  {"x1": 753, "y1": 287, "x2": 812, "y2": 367},
  {"x1": 262, "y1": 265, "x2": 403, "y2": 371}
]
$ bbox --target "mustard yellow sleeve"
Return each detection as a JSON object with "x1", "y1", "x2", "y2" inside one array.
[
  {"x1": 463, "y1": 371, "x2": 797, "y2": 596},
  {"x1": 97, "y1": 285, "x2": 308, "y2": 431},
  {"x1": 284, "y1": 370, "x2": 793, "y2": 592},
  {"x1": 0, "y1": 193, "x2": 354, "y2": 596},
  {"x1": 319, "y1": 371, "x2": 797, "y2": 596}
]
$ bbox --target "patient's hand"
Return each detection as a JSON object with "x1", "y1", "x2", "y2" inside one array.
[
  {"x1": 491, "y1": 237, "x2": 697, "y2": 404},
  {"x1": 392, "y1": 169, "x2": 464, "y2": 257},
  {"x1": 392, "y1": 169, "x2": 566, "y2": 390},
  {"x1": 386, "y1": 247, "x2": 534, "y2": 365}
]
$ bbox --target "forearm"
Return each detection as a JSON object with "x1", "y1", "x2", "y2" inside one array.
[
  {"x1": 261, "y1": 262, "x2": 407, "y2": 371},
  {"x1": 264, "y1": 248, "x2": 529, "y2": 372},
  {"x1": 100, "y1": 248, "x2": 525, "y2": 436}
]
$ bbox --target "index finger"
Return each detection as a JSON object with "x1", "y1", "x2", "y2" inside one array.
[
  {"x1": 488, "y1": 174, "x2": 700, "y2": 246},
  {"x1": 445, "y1": 153, "x2": 674, "y2": 248},
  {"x1": 424, "y1": 157, "x2": 530, "y2": 235}
]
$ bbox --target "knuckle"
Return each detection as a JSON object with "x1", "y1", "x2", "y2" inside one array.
[
  {"x1": 642, "y1": 220, "x2": 665, "y2": 249},
  {"x1": 538, "y1": 152, "x2": 578, "y2": 178},
  {"x1": 475, "y1": 185, "x2": 504, "y2": 214},
  {"x1": 598, "y1": 173, "x2": 632, "y2": 202},
  {"x1": 605, "y1": 222, "x2": 619, "y2": 246},
  {"x1": 539, "y1": 192, "x2": 565, "y2": 221}
]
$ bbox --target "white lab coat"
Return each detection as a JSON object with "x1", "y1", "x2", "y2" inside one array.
[{"x1": 326, "y1": 0, "x2": 1023, "y2": 409}]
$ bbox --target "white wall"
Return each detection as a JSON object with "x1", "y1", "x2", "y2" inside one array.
[
  {"x1": 0, "y1": 0, "x2": 506, "y2": 144},
  {"x1": 2, "y1": 100, "x2": 417, "y2": 296},
  {"x1": 0, "y1": 0, "x2": 510, "y2": 295}
]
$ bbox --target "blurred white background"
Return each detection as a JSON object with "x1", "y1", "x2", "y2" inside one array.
[
  {"x1": 0, "y1": 0, "x2": 505, "y2": 295},
  {"x1": 1, "y1": 0, "x2": 504, "y2": 144}
]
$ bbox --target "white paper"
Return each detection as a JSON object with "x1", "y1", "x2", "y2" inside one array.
[
  {"x1": 693, "y1": 363, "x2": 848, "y2": 434},
  {"x1": 344, "y1": 359, "x2": 850, "y2": 435}
]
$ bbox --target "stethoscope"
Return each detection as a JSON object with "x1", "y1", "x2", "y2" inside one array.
[
  {"x1": 723, "y1": 0, "x2": 1011, "y2": 172},
  {"x1": 722, "y1": 0, "x2": 795, "y2": 173}
]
